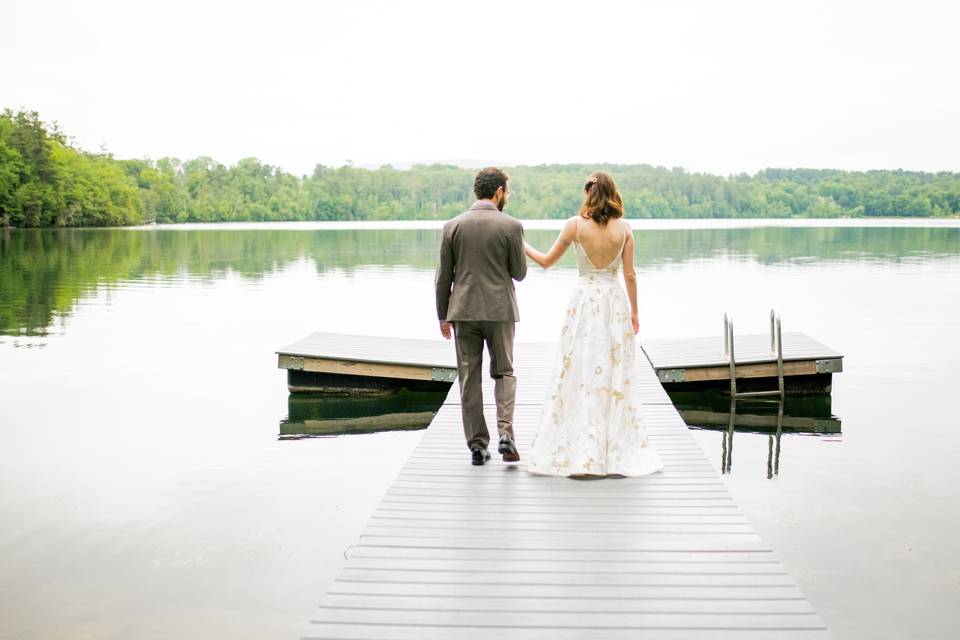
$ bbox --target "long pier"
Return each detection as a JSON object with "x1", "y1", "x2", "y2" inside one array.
[{"x1": 296, "y1": 340, "x2": 831, "y2": 639}]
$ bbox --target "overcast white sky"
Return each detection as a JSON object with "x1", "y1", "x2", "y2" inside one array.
[{"x1": 4, "y1": 0, "x2": 958, "y2": 176}]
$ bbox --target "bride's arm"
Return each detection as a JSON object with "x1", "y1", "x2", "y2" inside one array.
[
  {"x1": 621, "y1": 221, "x2": 640, "y2": 334},
  {"x1": 524, "y1": 217, "x2": 578, "y2": 269}
]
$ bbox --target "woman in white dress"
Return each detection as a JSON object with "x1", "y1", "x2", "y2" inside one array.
[{"x1": 524, "y1": 171, "x2": 663, "y2": 478}]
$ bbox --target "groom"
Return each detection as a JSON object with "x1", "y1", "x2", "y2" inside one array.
[{"x1": 435, "y1": 167, "x2": 527, "y2": 466}]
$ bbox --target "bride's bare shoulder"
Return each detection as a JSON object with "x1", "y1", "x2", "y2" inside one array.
[{"x1": 557, "y1": 216, "x2": 579, "y2": 240}]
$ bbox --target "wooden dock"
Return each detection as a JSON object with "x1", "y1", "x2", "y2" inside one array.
[
  {"x1": 278, "y1": 332, "x2": 457, "y2": 394},
  {"x1": 298, "y1": 339, "x2": 831, "y2": 639},
  {"x1": 642, "y1": 332, "x2": 843, "y2": 394}
]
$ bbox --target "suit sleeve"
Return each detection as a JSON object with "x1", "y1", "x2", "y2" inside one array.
[
  {"x1": 435, "y1": 226, "x2": 454, "y2": 320},
  {"x1": 508, "y1": 222, "x2": 527, "y2": 282}
]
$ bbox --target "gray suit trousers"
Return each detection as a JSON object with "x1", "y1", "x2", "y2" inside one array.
[{"x1": 453, "y1": 320, "x2": 516, "y2": 451}]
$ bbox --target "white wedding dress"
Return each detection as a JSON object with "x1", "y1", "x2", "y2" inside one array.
[{"x1": 527, "y1": 224, "x2": 664, "y2": 477}]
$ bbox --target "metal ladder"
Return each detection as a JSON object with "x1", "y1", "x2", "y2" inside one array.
[
  {"x1": 723, "y1": 309, "x2": 785, "y2": 400},
  {"x1": 721, "y1": 309, "x2": 785, "y2": 477}
]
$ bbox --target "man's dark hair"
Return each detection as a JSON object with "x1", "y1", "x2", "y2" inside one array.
[{"x1": 473, "y1": 167, "x2": 509, "y2": 199}]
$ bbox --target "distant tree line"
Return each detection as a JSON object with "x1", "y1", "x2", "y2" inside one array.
[{"x1": 2, "y1": 109, "x2": 959, "y2": 227}]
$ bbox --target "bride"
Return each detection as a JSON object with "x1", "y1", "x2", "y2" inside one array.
[{"x1": 523, "y1": 171, "x2": 663, "y2": 478}]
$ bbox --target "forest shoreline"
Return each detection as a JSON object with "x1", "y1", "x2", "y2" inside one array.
[{"x1": 3, "y1": 109, "x2": 960, "y2": 228}]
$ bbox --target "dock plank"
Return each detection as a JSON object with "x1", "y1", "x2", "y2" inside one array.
[
  {"x1": 303, "y1": 623, "x2": 828, "y2": 640},
  {"x1": 318, "y1": 593, "x2": 815, "y2": 613}
]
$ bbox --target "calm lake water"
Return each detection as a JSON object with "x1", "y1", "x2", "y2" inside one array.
[{"x1": 1, "y1": 221, "x2": 959, "y2": 639}]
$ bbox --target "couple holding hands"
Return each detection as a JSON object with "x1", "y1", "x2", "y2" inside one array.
[{"x1": 435, "y1": 167, "x2": 662, "y2": 478}]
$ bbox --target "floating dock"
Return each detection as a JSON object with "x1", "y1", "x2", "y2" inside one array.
[
  {"x1": 283, "y1": 335, "x2": 832, "y2": 639},
  {"x1": 642, "y1": 332, "x2": 843, "y2": 394},
  {"x1": 277, "y1": 332, "x2": 457, "y2": 394},
  {"x1": 278, "y1": 330, "x2": 843, "y2": 396}
]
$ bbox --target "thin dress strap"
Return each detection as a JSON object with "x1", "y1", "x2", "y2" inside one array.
[
  {"x1": 600, "y1": 225, "x2": 629, "y2": 270},
  {"x1": 572, "y1": 217, "x2": 594, "y2": 269}
]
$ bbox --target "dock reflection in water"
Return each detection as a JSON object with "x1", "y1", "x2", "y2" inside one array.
[
  {"x1": 279, "y1": 389, "x2": 449, "y2": 440},
  {"x1": 669, "y1": 391, "x2": 841, "y2": 479}
]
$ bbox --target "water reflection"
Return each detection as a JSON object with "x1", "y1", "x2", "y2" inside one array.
[
  {"x1": 671, "y1": 391, "x2": 841, "y2": 479},
  {"x1": 279, "y1": 389, "x2": 448, "y2": 440},
  {"x1": 2, "y1": 224, "x2": 958, "y2": 336}
]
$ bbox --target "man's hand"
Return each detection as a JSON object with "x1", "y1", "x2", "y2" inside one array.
[{"x1": 439, "y1": 321, "x2": 453, "y2": 340}]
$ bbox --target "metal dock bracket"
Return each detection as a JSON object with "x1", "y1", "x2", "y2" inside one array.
[{"x1": 431, "y1": 367, "x2": 457, "y2": 383}]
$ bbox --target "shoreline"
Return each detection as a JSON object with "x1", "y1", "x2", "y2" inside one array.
[{"x1": 5, "y1": 217, "x2": 960, "y2": 232}]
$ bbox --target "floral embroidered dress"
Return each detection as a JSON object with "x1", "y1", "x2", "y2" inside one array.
[{"x1": 527, "y1": 224, "x2": 664, "y2": 477}]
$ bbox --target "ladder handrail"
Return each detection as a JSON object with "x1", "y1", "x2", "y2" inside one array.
[
  {"x1": 770, "y1": 309, "x2": 776, "y2": 352},
  {"x1": 776, "y1": 315, "x2": 784, "y2": 398},
  {"x1": 723, "y1": 313, "x2": 729, "y2": 356},
  {"x1": 726, "y1": 310, "x2": 785, "y2": 402},
  {"x1": 727, "y1": 319, "x2": 737, "y2": 397}
]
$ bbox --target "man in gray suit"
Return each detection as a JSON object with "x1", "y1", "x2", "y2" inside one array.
[{"x1": 435, "y1": 167, "x2": 527, "y2": 466}]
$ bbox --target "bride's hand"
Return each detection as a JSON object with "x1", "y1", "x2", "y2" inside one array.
[{"x1": 631, "y1": 313, "x2": 639, "y2": 335}]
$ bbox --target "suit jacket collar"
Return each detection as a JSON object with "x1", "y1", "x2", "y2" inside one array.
[{"x1": 470, "y1": 200, "x2": 500, "y2": 212}]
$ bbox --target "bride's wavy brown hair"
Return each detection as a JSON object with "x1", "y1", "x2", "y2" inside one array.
[{"x1": 578, "y1": 171, "x2": 624, "y2": 226}]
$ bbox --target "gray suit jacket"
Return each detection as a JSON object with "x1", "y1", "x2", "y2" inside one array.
[{"x1": 435, "y1": 201, "x2": 527, "y2": 322}]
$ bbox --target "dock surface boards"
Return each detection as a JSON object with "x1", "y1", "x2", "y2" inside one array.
[
  {"x1": 278, "y1": 332, "x2": 457, "y2": 369},
  {"x1": 303, "y1": 342, "x2": 829, "y2": 639},
  {"x1": 642, "y1": 332, "x2": 841, "y2": 369}
]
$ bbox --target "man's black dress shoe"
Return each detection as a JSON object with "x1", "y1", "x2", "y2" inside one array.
[
  {"x1": 498, "y1": 434, "x2": 520, "y2": 462},
  {"x1": 471, "y1": 448, "x2": 491, "y2": 466}
]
